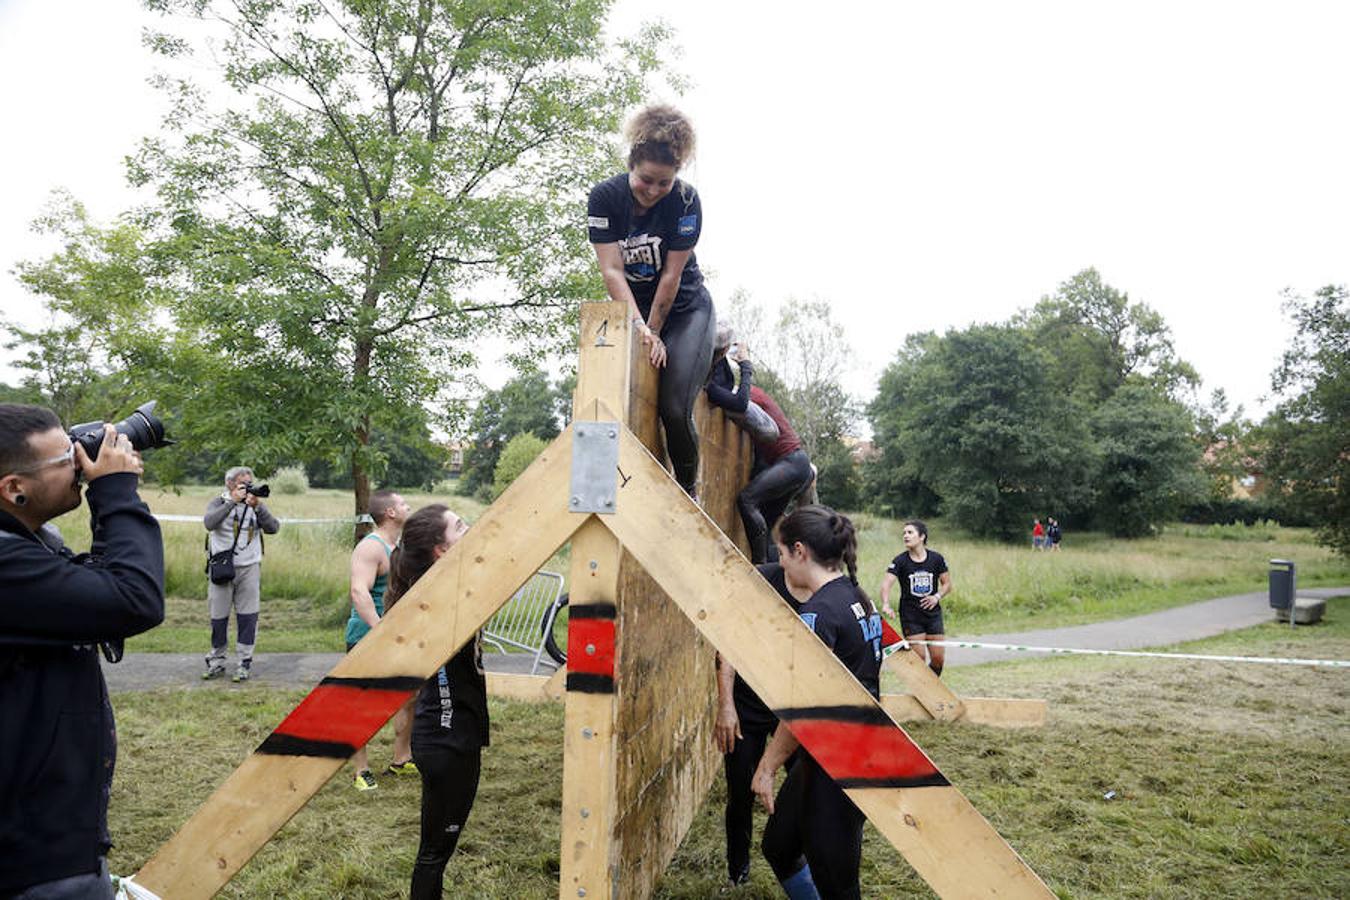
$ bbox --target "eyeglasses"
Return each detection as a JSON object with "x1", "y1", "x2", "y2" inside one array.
[{"x1": 10, "y1": 443, "x2": 76, "y2": 475}]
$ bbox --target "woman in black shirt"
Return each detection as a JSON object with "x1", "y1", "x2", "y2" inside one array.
[
  {"x1": 880, "y1": 519, "x2": 952, "y2": 675},
  {"x1": 588, "y1": 105, "x2": 716, "y2": 497},
  {"x1": 384, "y1": 504, "x2": 484, "y2": 900},
  {"x1": 751, "y1": 506, "x2": 882, "y2": 900}
]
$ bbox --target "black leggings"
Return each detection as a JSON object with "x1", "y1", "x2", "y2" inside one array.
[
  {"x1": 723, "y1": 726, "x2": 773, "y2": 881},
  {"x1": 657, "y1": 295, "x2": 716, "y2": 493},
  {"x1": 739, "y1": 449, "x2": 814, "y2": 563},
  {"x1": 410, "y1": 743, "x2": 482, "y2": 900},
  {"x1": 762, "y1": 754, "x2": 865, "y2": 900}
]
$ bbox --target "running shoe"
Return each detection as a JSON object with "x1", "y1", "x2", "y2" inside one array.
[
  {"x1": 353, "y1": 770, "x2": 378, "y2": 792},
  {"x1": 386, "y1": 760, "x2": 419, "y2": 777},
  {"x1": 232, "y1": 666, "x2": 250, "y2": 683},
  {"x1": 202, "y1": 663, "x2": 226, "y2": 680}
]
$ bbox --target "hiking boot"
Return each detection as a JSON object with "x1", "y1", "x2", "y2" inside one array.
[
  {"x1": 353, "y1": 770, "x2": 378, "y2": 792},
  {"x1": 386, "y1": 760, "x2": 419, "y2": 777},
  {"x1": 202, "y1": 663, "x2": 226, "y2": 680}
]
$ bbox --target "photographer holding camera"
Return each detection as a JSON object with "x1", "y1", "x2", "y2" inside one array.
[
  {"x1": 203, "y1": 466, "x2": 279, "y2": 682},
  {"x1": 0, "y1": 404, "x2": 165, "y2": 898}
]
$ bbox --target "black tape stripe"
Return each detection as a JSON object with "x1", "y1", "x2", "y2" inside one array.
[
  {"x1": 566, "y1": 672, "x2": 616, "y2": 694},
  {"x1": 836, "y1": 773, "x2": 951, "y2": 789},
  {"x1": 256, "y1": 732, "x2": 356, "y2": 759},
  {"x1": 775, "y1": 705, "x2": 891, "y2": 726},
  {"x1": 567, "y1": 603, "x2": 617, "y2": 620},
  {"x1": 319, "y1": 675, "x2": 425, "y2": 691}
]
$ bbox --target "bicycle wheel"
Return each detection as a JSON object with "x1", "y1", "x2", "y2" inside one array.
[{"x1": 541, "y1": 593, "x2": 568, "y2": 665}]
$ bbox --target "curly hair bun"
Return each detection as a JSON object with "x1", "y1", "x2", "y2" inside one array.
[{"x1": 626, "y1": 104, "x2": 696, "y2": 170}]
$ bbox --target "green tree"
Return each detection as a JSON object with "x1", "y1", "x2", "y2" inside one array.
[
  {"x1": 1025, "y1": 268, "x2": 1199, "y2": 403},
  {"x1": 1259, "y1": 285, "x2": 1349, "y2": 555},
  {"x1": 1089, "y1": 382, "x2": 1205, "y2": 536},
  {"x1": 492, "y1": 431, "x2": 547, "y2": 499},
  {"x1": 864, "y1": 332, "x2": 942, "y2": 519},
  {"x1": 460, "y1": 369, "x2": 561, "y2": 495},
  {"x1": 870, "y1": 324, "x2": 1096, "y2": 539},
  {"x1": 15, "y1": 0, "x2": 667, "y2": 540}
]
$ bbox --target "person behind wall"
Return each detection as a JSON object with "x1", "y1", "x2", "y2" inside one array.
[
  {"x1": 751, "y1": 506, "x2": 883, "y2": 900},
  {"x1": 0, "y1": 404, "x2": 165, "y2": 898},
  {"x1": 588, "y1": 104, "x2": 717, "y2": 498},
  {"x1": 704, "y1": 330, "x2": 814, "y2": 564},
  {"x1": 202, "y1": 466, "x2": 280, "y2": 682},
  {"x1": 382, "y1": 505, "x2": 485, "y2": 900},
  {"x1": 880, "y1": 519, "x2": 952, "y2": 676},
  {"x1": 714, "y1": 562, "x2": 806, "y2": 887},
  {"x1": 347, "y1": 489, "x2": 417, "y2": 792}
]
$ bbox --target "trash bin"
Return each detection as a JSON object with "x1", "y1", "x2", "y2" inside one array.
[{"x1": 1269, "y1": 559, "x2": 1296, "y2": 611}]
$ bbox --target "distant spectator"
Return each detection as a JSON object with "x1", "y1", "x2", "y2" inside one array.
[
  {"x1": 1048, "y1": 517, "x2": 1063, "y2": 551},
  {"x1": 1031, "y1": 518, "x2": 1045, "y2": 551},
  {"x1": 203, "y1": 466, "x2": 280, "y2": 682}
]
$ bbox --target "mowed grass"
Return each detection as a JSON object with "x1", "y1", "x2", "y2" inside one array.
[
  {"x1": 48, "y1": 484, "x2": 1350, "y2": 653},
  {"x1": 106, "y1": 599, "x2": 1350, "y2": 898}
]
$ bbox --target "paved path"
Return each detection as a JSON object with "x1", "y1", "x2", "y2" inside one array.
[{"x1": 102, "y1": 587, "x2": 1347, "y2": 692}]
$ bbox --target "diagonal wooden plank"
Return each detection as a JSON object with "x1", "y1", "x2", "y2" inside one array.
[
  {"x1": 881, "y1": 619, "x2": 967, "y2": 721},
  {"x1": 603, "y1": 426, "x2": 1054, "y2": 899},
  {"x1": 135, "y1": 430, "x2": 588, "y2": 899}
]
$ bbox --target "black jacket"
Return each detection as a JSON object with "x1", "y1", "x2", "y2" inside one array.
[{"x1": 0, "y1": 473, "x2": 164, "y2": 892}]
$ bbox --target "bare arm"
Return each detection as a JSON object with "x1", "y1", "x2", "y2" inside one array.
[
  {"x1": 713, "y1": 653, "x2": 742, "y2": 754},
  {"x1": 348, "y1": 542, "x2": 385, "y2": 628},
  {"x1": 594, "y1": 242, "x2": 668, "y2": 366},
  {"x1": 644, "y1": 248, "x2": 690, "y2": 335},
  {"x1": 880, "y1": 571, "x2": 898, "y2": 617},
  {"x1": 922, "y1": 570, "x2": 954, "y2": 610},
  {"x1": 750, "y1": 723, "x2": 803, "y2": 814}
]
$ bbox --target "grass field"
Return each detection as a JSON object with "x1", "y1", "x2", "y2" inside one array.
[
  {"x1": 105, "y1": 599, "x2": 1350, "y2": 898},
  {"x1": 48, "y1": 484, "x2": 1350, "y2": 654}
]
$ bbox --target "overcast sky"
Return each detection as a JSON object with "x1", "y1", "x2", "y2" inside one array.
[{"x1": 2, "y1": 0, "x2": 1347, "y2": 420}]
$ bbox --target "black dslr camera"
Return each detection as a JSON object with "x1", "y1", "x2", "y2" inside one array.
[
  {"x1": 69, "y1": 401, "x2": 173, "y2": 460},
  {"x1": 243, "y1": 482, "x2": 271, "y2": 498}
]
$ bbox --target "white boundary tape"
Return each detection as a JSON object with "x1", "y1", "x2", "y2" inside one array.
[
  {"x1": 902, "y1": 639, "x2": 1350, "y2": 669},
  {"x1": 153, "y1": 513, "x2": 373, "y2": 524}
]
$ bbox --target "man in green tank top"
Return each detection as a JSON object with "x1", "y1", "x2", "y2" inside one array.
[{"x1": 346, "y1": 489, "x2": 413, "y2": 791}]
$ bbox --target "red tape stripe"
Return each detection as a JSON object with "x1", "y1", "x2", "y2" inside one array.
[
  {"x1": 788, "y1": 718, "x2": 945, "y2": 785},
  {"x1": 272, "y1": 684, "x2": 415, "y2": 748},
  {"x1": 882, "y1": 619, "x2": 904, "y2": 648},
  {"x1": 566, "y1": 617, "x2": 615, "y2": 677}
]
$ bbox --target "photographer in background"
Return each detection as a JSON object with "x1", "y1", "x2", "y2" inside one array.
[
  {"x1": 203, "y1": 466, "x2": 279, "y2": 682},
  {"x1": 0, "y1": 403, "x2": 164, "y2": 898}
]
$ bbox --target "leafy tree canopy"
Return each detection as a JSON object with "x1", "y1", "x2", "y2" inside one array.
[
  {"x1": 1258, "y1": 284, "x2": 1349, "y2": 555},
  {"x1": 16, "y1": 0, "x2": 670, "y2": 540}
]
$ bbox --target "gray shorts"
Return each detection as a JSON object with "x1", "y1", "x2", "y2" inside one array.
[{"x1": 208, "y1": 562, "x2": 261, "y2": 618}]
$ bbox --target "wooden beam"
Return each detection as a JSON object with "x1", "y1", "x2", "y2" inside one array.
[
  {"x1": 882, "y1": 621, "x2": 967, "y2": 721},
  {"x1": 135, "y1": 430, "x2": 586, "y2": 899},
  {"x1": 881, "y1": 695, "x2": 1047, "y2": 728},
  {"x1": 487, "y1": 671, "x2": 566, "y2": 703},
  {"x1": 561, "y1": 519, "x2": 622, "y2": 900},
  {"x1": 560, "y1": 301, "x2": 630, "y2": 900},
  {"x1": 604, "y1": 426, "x2": 1053, "y2": 899}
]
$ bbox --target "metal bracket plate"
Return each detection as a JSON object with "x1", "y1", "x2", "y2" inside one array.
[{"x1": 570, "y1": 422, "x2": 620, "y2": 514}]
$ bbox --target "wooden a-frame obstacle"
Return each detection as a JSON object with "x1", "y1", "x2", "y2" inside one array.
[{"x1": 134, "y1": 302, "x2": 1052, "y2": 899}]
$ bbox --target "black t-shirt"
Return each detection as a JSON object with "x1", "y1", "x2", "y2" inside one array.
[
  {"x1": 886, "y1": 549, "x2": 949, "y2": 611},
  {"x1": 732, "y1": 564, "x2": 802, "y2": 732},
  {"x1": 587, "y1": 172, "x2": 707, "y2": 319},
  {"x1": 798, "y1": 577, "x2": 883, "y2": 699},
  {"x1": 412, "y1": 631, "x2": 490, "y2": 752}
]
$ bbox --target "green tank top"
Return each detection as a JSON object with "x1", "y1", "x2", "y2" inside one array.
[{"x1": 345, "y1": 533, "x2": 395, "y2": 647}]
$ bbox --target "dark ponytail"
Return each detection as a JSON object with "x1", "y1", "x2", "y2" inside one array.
[
  {"x1": 385, "y1": 504, "x2": 450, "y2": 610},
  {"x1": 775, "y1": 504, "x2": 874, "y2": 613}
]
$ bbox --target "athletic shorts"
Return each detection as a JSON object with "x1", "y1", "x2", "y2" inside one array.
[{"x1": 900, "y1": 602, "x2": 944, "y2": 637}]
